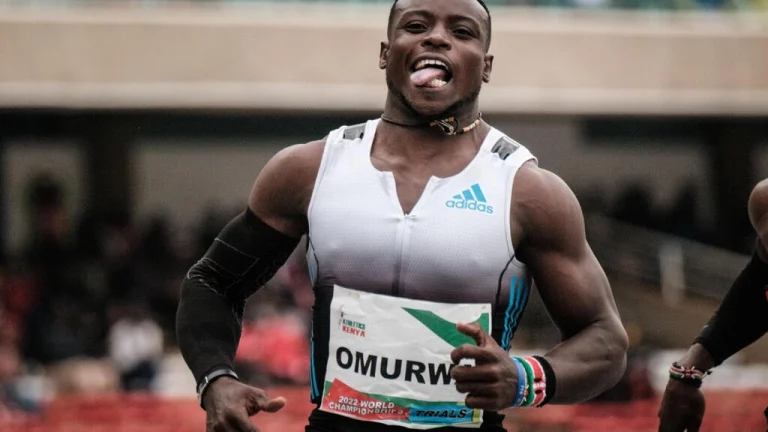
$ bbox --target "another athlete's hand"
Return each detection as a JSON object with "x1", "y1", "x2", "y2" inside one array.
[
  {"x1": 450, "y1": 322, "x2": 518, "y2": 411},
  {"x1": 657, "y1": 379, "x2": 705, "y2": 432},
  {"x1": 203, "y1": 377, "x2": 286, "y2": 432}
]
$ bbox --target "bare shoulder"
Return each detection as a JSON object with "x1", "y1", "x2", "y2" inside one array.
[
  {"x1": 512, "y1": 162, "x2": 586, "y2": 255},
  {"x1": 254, "y1": 139, "x2": 326, "y2": 192},
  {"x1": 749, "y1": 180, "x2": 768, "y2": 257},
  {"x1": 248, "y1": 139, "x2": 326, "y2": 237},
  {"x1": 749, "y1": 179, "x2": 768, "y2": 229}
]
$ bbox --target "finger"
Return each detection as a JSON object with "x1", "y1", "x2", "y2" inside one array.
[
  {"x1": 456, "y1": 322, "x2": 489, "y2": 347},
  {"x1": 464, "y1": 395, "x2": 497, "y2": 410},
  {"x1": 260, "y1": 397, "x2": 286, "y2": 413},
  {"x1": 450, "y1": 345, "x2": 497, "y2": 365},
  {"x1": 455, "y1": 382, "x2": 499, "y2": 397},
  {"x1": 451, "y1": 365, "x2": 502, "y2": 383},
  {"x1": 245, "y1": 390, "x2": 285, "y2": 416}
]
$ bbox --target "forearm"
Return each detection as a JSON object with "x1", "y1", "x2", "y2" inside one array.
[
  {"x1": 694, "y1": 252, "x2": 768, "y2": 366},
  {"x1": 177, "y1": 276, "x2": 245, "y2": 383},
  {"x1": 544, "y1": 320, "x2": 628, "y2": 404},
  {"x1": 174, "y1": 208, "x2": 300, "y2": 384}
]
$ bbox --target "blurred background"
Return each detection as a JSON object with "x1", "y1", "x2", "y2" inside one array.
[{"x1": 0, "y1": 1, "x2": 767, "y2": 431}]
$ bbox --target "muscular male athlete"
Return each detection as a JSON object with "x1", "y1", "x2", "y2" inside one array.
[
  {"x1": 658, "y1": 179, "x2": 768, "y2": 432},
  {"x1": 176, "y1": 1, "x2": 629, "y2": 431}
]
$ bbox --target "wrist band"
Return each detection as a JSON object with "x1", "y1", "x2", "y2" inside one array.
[
  {"x1": 510, "y1": 357, "x2": 527, "y2": 407},
  {"x1": 533, "y1": 355, "x2": 556, "y2": 407},
  {"x1": 524, "y1": 356, "x2": 547, "y2": 407},
  {"x1": 510, "y1": 355, "x2": 557, "y2": 408},
  {"x1": 197, "y1": 368, "x2": 240, "y2": 409},
  {"x1": 669, "y1": 362, "x2": 710, "y2": 389},
  {"x1": 517, "y1": 357, "x2": 536, "y2": 407}
]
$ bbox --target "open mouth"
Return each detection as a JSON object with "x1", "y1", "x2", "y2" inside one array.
[{"x1": 410, "y1": 59, "x2": 453, "y2": 89}]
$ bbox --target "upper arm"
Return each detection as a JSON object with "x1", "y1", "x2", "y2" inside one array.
[
  {"x1": 749, "y1": 179, "x2": 768, "y2": 252},
  {"x1": 247, "y1": 139, "x2": 325, "y2": 238},
  {"x1": 513, "y1": 165, "x2": 622, "y2": 339}
]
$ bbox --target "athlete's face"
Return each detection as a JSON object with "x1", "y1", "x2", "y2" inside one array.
[{"x1": 380, "y1": 0, "x2": 493, "y2": 119}]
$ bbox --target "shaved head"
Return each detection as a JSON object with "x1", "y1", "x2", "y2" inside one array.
[{"x1": 387, "y1": 0, "x2": 492, "y2": 51}]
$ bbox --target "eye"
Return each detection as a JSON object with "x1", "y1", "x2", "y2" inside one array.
[
  {"x1": 404, "y1": 22, "x2": 427, "y2": 33},
  {"x1": 453, "y1": 27, "x2": 475, "y2": 38}
]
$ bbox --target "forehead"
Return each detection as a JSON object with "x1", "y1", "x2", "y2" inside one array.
[{"x1": 393, "y1": 0, "x2": 488, "y2": 24}]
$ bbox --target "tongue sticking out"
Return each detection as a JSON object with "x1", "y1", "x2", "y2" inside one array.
[{"x1": 410, "y1": 68, "x2": 447, "y2": 87}]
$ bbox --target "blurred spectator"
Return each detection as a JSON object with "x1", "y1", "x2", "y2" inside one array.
[
  {"x1": 107, "y1": 303, "x2": 164, "y2": 392},
  {"x1": 23, "y1": 173, "x2": 81, "y2": 302},
  {"x1": 0, "y1": 342, "x2": 37, "y2": 413},
  {"x1": 20, "y1": 173, "x2": 99, "y2": 365},
  {"x1": 2, "y1": 172, "x2": 317, "y2": 400},
  {"x1": 133, "y1": 216, "x2": 183, "y2": 346}
]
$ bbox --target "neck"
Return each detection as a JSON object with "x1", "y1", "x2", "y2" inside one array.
[
  {"x1": 375, "y1": 115, "x2": 490, "y2": 163},
  {"x1": 381, "y1": 94, "x2": 482, "y2": 136}
]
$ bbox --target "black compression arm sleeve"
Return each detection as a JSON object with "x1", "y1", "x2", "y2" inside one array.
[
  {"x1": 694, "y1": 252, "x2": 768, "y2": 366},
  {"x1": 176, "y1": 209, "x2": 300, "y2": 384}
]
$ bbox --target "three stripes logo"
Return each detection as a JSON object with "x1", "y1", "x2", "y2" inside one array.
[{"x1": 445, "y1": 183, "x2": 494, "y2": 214}]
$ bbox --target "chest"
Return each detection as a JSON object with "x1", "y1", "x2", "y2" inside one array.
[
  {"x1": 369, "y1": 149, "x2": 482, "y2": 215},
  {"x1": 386, "y1": 170, "x2": 432, "y2": 215},
  {"x1": 307, "y1": 157, "x2": 514, "y2": 300}
]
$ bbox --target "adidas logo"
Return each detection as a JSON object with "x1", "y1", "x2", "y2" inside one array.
[{"x1": 445, "y1": 183, "x2": 494, "y2": 214}]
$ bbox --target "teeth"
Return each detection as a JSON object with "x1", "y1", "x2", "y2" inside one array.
[
  {"x1": 415, "y1": 59, "x2": 448, "y2": 71},
  {"x1": 427, "y1": 79, "x2": 448, "y2": 88}
]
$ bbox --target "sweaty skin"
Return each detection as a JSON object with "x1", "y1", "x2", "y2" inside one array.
[
  {"x1": 190, "y1": 1, "x2": 628, "y2": 431},
  {"x1": 657, "y1": 179, "x2": 768, "y2": 432}
]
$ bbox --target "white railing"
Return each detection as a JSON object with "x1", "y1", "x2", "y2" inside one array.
[{"x1": 585, "y1": 213, "x2": 750, "y2": 304}]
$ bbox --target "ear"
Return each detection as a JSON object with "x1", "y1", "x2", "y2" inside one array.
[
  {"x1": 379, "y1": 42, "x2": 390, "y2": 70},
  {"x1": 482, "y1": 54, "x2": 494, "y2": 83}
]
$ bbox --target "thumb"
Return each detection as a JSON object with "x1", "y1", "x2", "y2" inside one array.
[
  {"x1": 456, "y1": 321, "x2": 488, "y2": 347},
  {"x1": 245, "y1": 389, "x2": 286, "y2": 416},
  {"x1": 260, "y1": 396, "x2": 286, "y2": 413}
]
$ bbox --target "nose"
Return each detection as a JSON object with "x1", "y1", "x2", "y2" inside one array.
[{"x1": 421, "y1": 26, "x2": 451, "y2": 50}]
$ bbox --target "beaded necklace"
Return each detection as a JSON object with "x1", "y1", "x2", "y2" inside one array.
[{"x1": 380, "y1": 112, "x2": 482, "y2": 136}]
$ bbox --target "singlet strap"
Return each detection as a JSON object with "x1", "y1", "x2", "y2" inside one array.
[
  {"x1": 342, "y1": 123, "x2": 367, "y2": 141},
  {"x1": 491, "y1": 135, "x2": 523, "y2": 161}
]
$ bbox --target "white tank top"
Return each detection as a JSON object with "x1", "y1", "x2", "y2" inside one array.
[{"x1": 306, "y1": 118, "x2": 537, "y2": 353}]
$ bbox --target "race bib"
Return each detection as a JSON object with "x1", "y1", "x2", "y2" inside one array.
[{"x1": 319, "y1": 285, "x2": 492, "y2": 429}]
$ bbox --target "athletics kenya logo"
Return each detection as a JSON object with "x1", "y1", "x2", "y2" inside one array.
[
  {"x1": 339, "y1": 312, "x2": 366, "y2": 338},
  {"x1": 401, "y1": 308, "x2": 490, "y2": 348},
  {"x1": 445, "y1": 183, "x2": 493, "y2": 214}
]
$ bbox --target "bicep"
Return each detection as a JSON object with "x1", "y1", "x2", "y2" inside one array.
[
  {"x1": 528, "y1": 242, "x2": 616, "y2": 339},
  {"x1": 515, "y1": 167, "x2": 619, "y2": 338}
]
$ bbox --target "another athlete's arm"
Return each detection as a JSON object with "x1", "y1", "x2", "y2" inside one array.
[
  {"x1": 513, "y1": 164, "x2": 629, "y2": 404},
  {"x1": 688, "y1": 179, "x2": 768, "y2": 368},
  {"x1": 175, "y1": 140, "x2": 323, "y2": 431},
  {"x1": 657, "y1": 180, "x2": 768, "y2": 432}
]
